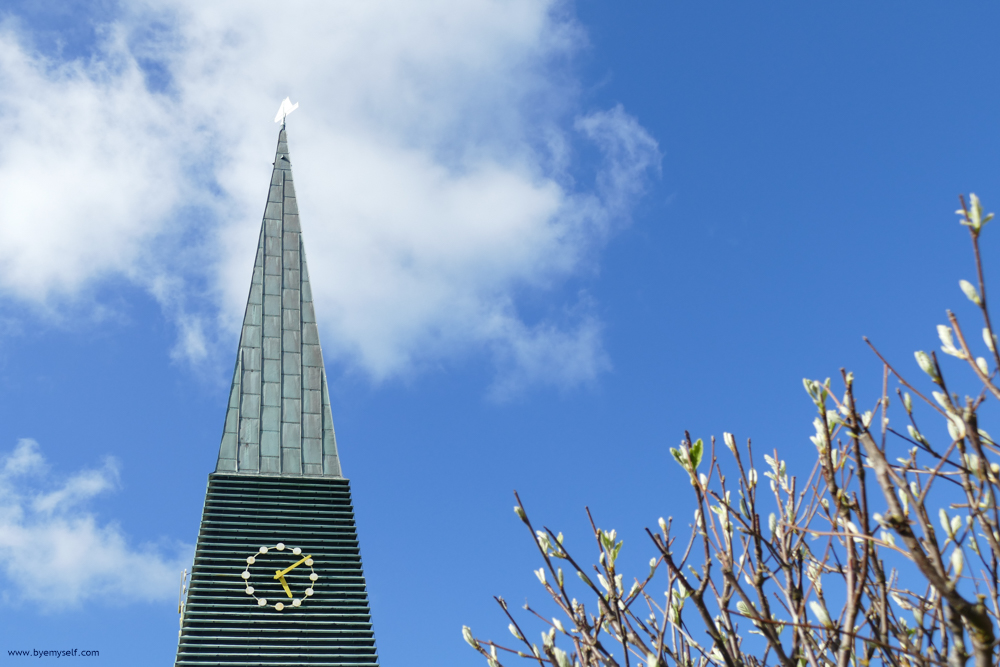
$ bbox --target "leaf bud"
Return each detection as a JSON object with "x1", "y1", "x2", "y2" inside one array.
[{"x1": 514, "y1": 505, "x2": 527, "y2": 522}]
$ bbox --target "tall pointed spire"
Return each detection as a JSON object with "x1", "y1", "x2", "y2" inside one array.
[
  {"x1": 176, "y1": 126, "x2": 379, "y2": 666},
  {"x1": 215, "y1": 127, "x2": 341, "y2": 477}
]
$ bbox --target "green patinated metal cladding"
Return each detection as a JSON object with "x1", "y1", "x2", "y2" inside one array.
[
  {"x1": 175, "y1": 128, "x2": 379, "y2": 666},
  {"x1": 217, "y1": 127, "x2": 339, "y2": 477}
]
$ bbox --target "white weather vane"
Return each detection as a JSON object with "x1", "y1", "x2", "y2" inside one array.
[{"x1": 274, "y1": 97, "x2": 299, "y2": 124}]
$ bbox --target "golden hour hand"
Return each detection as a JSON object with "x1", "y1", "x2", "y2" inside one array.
[
  {"x1": 274, "y1": 554, "x2": 313, "y2": 579},
  {"x1": 275, "y1": 573, "x2": 293, "y2": 598}
]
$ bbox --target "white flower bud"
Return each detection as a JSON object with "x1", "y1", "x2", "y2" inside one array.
[
  {"x1": 938, "y1": 325, "x2": 966, "y2": 358},
  {"x1": 514, "y1": 505, "x2": 527, "y2": 522},
  {"x1": 961, "y1": 280, "x2": 982, "y2": 306},
  {"x1": 915, "y1": 351, "x2": 938, "y2": 380},
  {"x1": 939, "y1": 508, "x2": 954, "y2": 538},
  {"x1": 535, "y1": 568, "x2": 546, "y2": 585},
  {"x1": 509, "y1": 623, "x2": 523, "y2": 640},
  {"x1": 552, "y1": 618, "x2": 566, "y2": 633},
  {"x1": 951, "y1": 548, "x2": 964, "y2": 578},
  {"x1": 947, "y1": 414, "x2": 966, "y2": 441},
  {"x1": 658, "y1": 517, "x2": 667, "y2": 533},
  {"x1": 723, "y1": 432, "x2": 736, "y2": 452},
  {"x1": 985, "y1": 327, "x2": 997, "y2": 353},
  {"x1": 809, "y1": 600, "x2": 832, "y2": 627},
  {"x1": 462, "y1": 626, "x2": 480, "y2": 650}
]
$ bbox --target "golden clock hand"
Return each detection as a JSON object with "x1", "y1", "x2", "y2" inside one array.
[
  {"x1": 274, "y1": 554, "x2": 313, "y2": 579},
  {"x1": 275, "y1": 573, "x2": 293, "y2": 598}
]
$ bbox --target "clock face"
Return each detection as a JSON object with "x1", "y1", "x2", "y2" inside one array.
[{"x1": 240, "y1": 543, "x2": 319, "y2": 611}]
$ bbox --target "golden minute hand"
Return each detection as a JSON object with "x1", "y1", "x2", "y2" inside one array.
[{"x1": 274, "y1": 554, "x2": 313, "y2": 579}]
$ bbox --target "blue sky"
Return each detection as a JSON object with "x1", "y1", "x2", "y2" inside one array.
[{"x1": 0, "y1": 1, "x2": 999, "y2": 664}]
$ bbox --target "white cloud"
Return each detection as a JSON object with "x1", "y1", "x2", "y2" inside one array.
[
  {"x1": 0, "y1": 440, "x2": 191, "y2": 608},
  {"x1": 0, "y1": 1, "x2": 660, "y2": 391}
]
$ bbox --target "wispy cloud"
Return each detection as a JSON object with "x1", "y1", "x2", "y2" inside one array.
[
  {"x1": 0, "y1": 440, "x2": 191, "y2": 608},
  {"x1": 0, "y1": 1, "x2": 661, "y2": 392}
]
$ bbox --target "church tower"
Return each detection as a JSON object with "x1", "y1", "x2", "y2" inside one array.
[{"x1": 175, "y1": 125, "x2": 380, "y2": 666}]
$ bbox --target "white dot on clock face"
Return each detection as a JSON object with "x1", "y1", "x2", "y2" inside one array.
[
  {"x1": 259, "y1": 546, "x2": 268, "y2": 554},
  {"x1": 258, "y1": 598, "x2": 267, "y2": 606},
  {"x1": 241, "y1": 571, "x2": 250, "y2": 579},
  {"x1": 305, "y1": 588, "x2": 313, "y2": 596},
  {"x1": 292, "y1": 599, "x2": 301, "y2": 607},
  {"x1": 275, "y1": 602, "x2": 284, "y2": 611},
  {"x1": 292, "y1": 547, "x2": 301, "y2": 555},
  {"x1": 246, "y1": 557, "x2": 255, "y2": 565},
  {"x1": 245, "y1": 587, "x2": 254, "y2": 595},
  {"x1": 276, "y1": 543, "x2": 285, "y2": 551},
  {"x1": 305, "y1": 558, "x2": 314, "y2": 566},
  {"x1": 309, "y1": 573, "x2": 318, "y2": 581}
]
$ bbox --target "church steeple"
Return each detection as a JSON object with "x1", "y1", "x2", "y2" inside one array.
[
  {"x1": 175, "y1": 125, "x2": 379, "y2": 666},
  {"x1": 215, "y1": 127, "x2": 341, "y2": 477}
]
